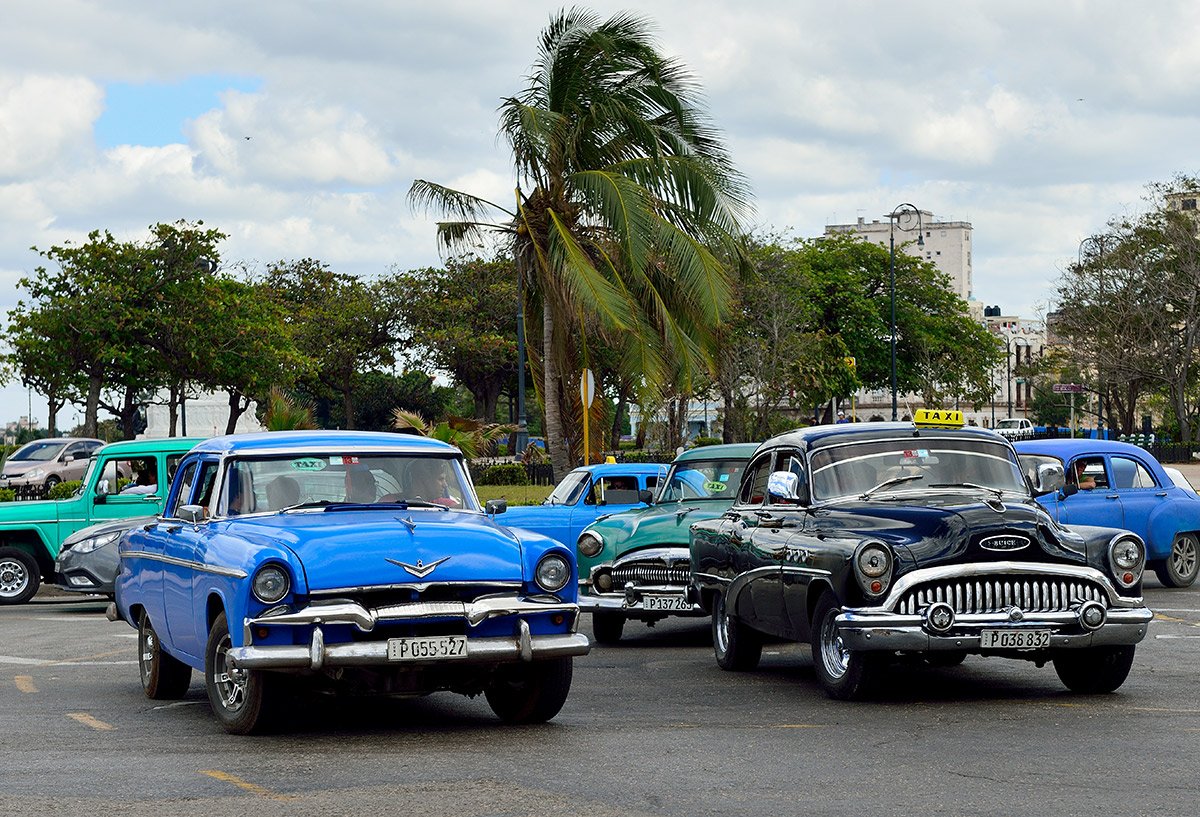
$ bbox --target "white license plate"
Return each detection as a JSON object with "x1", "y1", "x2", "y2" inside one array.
[
  {"x1": 639, "y1": 594, "x2": 691, "y2": 612},
  {"x1": 979, "y1": 629, "x2": 1051, "y2": 650},
  {"x1": 387, "y1": 635, "x2": 468, "y2": 661}
]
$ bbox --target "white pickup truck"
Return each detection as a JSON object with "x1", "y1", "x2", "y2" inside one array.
[{"x1": 994, "y1": 417, "x2": 1034, "y2": 440}]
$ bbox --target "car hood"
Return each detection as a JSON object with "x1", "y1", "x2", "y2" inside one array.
[
  {"x1": 0, "y1": 498, "x2": 62, "y2": 524},
  {"x1": 221, "y1": 509, "x2": 526, "y2": 591},
  {"x1": 1, "y1": 461, "x2": 38, "y2": 477},
  {"x1": 822, "y1": 492, "x2": 1085, "y2": 569},
  {"x1": 589, "y1": 499, "x2": 733, "y2": 553}
]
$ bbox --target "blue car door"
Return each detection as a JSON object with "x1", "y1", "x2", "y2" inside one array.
[
  {"x1": 1108, "y1": 454, "x2": 1170, "y2": 556},
  {"x1": 1056, "y1": 456, "x2": 1124, "y2": 530},
  {"x1": 161, "y1": 458, "x2": 218, "y2": 661}
]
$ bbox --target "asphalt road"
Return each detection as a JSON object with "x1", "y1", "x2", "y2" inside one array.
[{"x1": 2, "y1": 580, "x2": 1198, "y2": 817}]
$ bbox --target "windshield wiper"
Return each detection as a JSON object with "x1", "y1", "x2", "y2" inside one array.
[
  {"x1": 928, "y1": 482, "x2": 1007, "y2": 499},
  {"x1": 860, "y1": 474, "x2": 924, "y2": 499}
]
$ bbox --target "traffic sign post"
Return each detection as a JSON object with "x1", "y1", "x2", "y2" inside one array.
[
  {"x1": 580, "y1": 369, "x2": 595, "y2": 465},
  {"x1": 1052, "y1": 384, "x2": 1083, "y2": 437}
]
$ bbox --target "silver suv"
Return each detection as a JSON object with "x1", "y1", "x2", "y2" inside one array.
[{"x1": 0, "y1": 438, "x2": 105, "y2": 490}]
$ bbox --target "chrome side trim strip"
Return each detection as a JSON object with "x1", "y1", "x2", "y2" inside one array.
[
  {"x1": 121, "y1": 550, "x2": 248, "y2": 579},
  {"x1": 611, "y1": 547, "x2": 691, "y2": 567}
]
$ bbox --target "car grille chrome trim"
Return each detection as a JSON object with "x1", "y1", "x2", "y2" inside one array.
[
  {"x1": 896, "y1": 575, "x2": 1107, "y2": 616},
  {"x1": 611, "y1": 563, "x2": 692, "y2": 587}
]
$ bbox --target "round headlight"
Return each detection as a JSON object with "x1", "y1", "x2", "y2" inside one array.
[
  {"x1": 577, "y1": 532, "x2": 603, "y2": 558},
  {"x1": 857, "y1": 544, "x2": 891, "y2": 579},
  {"x1": 535, "y1": 554, "x2": 571, "y2": 593},
  {"x1": 252, "y1": 565, "x2": 291, "y2": 604},
  {"x1": 1111, "y1": 537, "x2": 1144, "y2": 571}
]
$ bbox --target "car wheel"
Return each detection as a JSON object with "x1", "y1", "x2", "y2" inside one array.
[
  {"x1": 1053, "y1": 646, "x2": 1136, "y2": 694},
  {"x1": 44, "y1": 475, "x2": 61, "y2": 491},
  {"x1": 591, "y1": 612, "x2": 625, "y2": 644},
  {"x1": 1153, "y1": 533, "x2": 1200, "y2": 588},
  {"x1": 204, "y1": 612, "x2": 277, "y2": 734},
  {"x1": 485, "y1": 657, "x2": 573, "y2": 724},
  {"x1": 712, "y1": 590, "x2": 762, "y2": 671},
  {"x1": 138, "y1": 611, "x2": 192, "y2": 699},
  {"x1": 0, "y1": 547, "x2": 40, "y2": 605},
  {"x1": 810, "y1": 594, "x2": 880, "y2": 700}
]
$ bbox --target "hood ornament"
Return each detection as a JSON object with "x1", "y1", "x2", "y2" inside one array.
[{"x1": 387, "y1": 556, "x2": 450, "y2": 578}]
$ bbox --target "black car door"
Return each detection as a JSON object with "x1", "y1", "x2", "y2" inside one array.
[{"x1": 729, "y1": 451, "x2": 788, "y2": 638}]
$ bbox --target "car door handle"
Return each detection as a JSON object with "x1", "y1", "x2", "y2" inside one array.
[
  {"x1": 1156, "y1": 491, "x2": 1168, "y2": 497},
  {"x1": 1105, "y1": 494, "x2": 1119, "y2": 500}
]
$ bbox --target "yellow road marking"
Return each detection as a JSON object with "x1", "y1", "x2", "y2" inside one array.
[
  {"x1": 200, "y1": 770, "x2": 294, "y2": 801},
  {"x1": 14, "y1": 675, "x2": 37, "y2": 693},
  {"x1": 66, "y1": 712, "x2": 114, "y2": 731}
]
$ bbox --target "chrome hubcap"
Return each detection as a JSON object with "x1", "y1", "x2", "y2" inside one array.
[
  {"x1": 213, "y1": 634, "x2": 248, "y2": 711},
  {"x1": 715, "y1": 597, "x2": 730, "y2": 655},
  {"x1": 0, "y1": 558, "x2": 29, "y2": 598},
  {"x1": 820, "y1": 609, "x2": 850, "y2": 679},
  {"x1": 1173, "y1": 535, "x2": 1198, "y2": 579},
  {"x1": 139, "y1": 624, "x2": 155, "y2": 683}
]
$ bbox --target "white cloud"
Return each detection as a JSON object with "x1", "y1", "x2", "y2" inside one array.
[{"x1": 0, "y1": 75, "x2": 102, "y2": 180}]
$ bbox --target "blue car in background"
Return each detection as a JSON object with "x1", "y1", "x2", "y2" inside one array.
[
  {"x1": 501, "y1": 462, "x2": 668, "y2": 548},
  {"x1": 1015, "y1": 438, "x2": 1200, "y2": 587},
  {"x1": 112, "y1": 431, "x2": 589, "y2": 734}
]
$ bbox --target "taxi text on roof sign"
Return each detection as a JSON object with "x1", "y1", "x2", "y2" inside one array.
[{"x1": 913, "y1": 409, "x2": 965, "y2": 428}]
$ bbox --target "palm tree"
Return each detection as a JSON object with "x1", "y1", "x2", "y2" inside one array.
[{"x1": 410, "y1": 8, "x2": 751, "y2": 476}]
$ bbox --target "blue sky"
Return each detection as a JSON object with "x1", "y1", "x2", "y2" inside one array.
[
  {"x1": 1, "y1": 1, "x2": 1198, "y2": 432},
  {"x1": 94, "y1": 75, "x2": 261, "y2": 148}
]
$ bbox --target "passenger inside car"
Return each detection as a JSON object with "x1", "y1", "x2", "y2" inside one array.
[{"x1": 267, "y1": 475, "x2": 301, "y2": 509}]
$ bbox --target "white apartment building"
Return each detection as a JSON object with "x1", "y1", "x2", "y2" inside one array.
[{"x1": 825, "y1": 211, "x2": 974, "y2": 301}]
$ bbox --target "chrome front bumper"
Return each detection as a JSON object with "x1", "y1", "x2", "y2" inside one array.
[
  {"x1": 228, "y1": 593, "x2": 590, "y2": 671},
  {"x1": 835, "y1": 606, "x2": 1154, "y2": 652},
  {"x1": 579, "y1": 586, "x2": 706, "y2": 616}
]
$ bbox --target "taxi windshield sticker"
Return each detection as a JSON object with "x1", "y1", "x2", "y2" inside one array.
[
  {"x1": 290, "y1": 457, "x2": 327, "y2": 472},
  {"x1": 899, "y1": 449, "x2": 930, "y2": 464},
  {"x1": 704, "y1": 480, "x2": 728, "y2": 493},
  {"x1": 328, "y1": 456, "x2": 360, "y2": 466}
]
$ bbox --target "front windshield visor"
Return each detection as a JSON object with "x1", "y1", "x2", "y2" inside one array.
[
  {"x1": 657, "y1": 459, "x2": 748, "y2": 502},
  {"x1": 219, "y1": 453, "x2": 478, "y2": 515},
  {"x1": 810, "y1": 436, "x2": 1026, "y2": 501}
]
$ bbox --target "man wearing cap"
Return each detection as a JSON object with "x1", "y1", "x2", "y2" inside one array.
[{"x1": 836, "y1": 410, "x2": 850, "y2": 424}]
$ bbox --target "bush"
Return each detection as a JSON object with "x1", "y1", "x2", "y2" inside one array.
[
  {"x1": 620, "y1": 449, "x2": 674, "y2": 464},
  {"x1": 0, "y1": 488, "x2": 14, "y2": 503},
  {"x1": 691, "y1": 436, "x2": 722, "y2": 447},
  {"x1": 478, "y1": 463, "x2": 531, "y2": 486},
  {"x1": 47, "y1": 481, "x2": 81, "y2": 500}
]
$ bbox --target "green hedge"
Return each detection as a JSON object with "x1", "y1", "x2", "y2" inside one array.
[
  {"x1": 477, "y1": 463, "x2": 531, "y2": 486},
  {"x1": 48, "y1": 481, "x2": 82, "y2": 500},
  {"x1": 0, "y1": 488, "x2": 14, "y2": 503}
]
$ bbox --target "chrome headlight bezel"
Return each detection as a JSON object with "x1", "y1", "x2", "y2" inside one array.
[
  {"x1": 535, "y1": 553, "x2": 571, "y2": 593},
  {"x1": 853, "y1": 541, "x2": 894, "y2": 598},
  {"x1": 252, "y1": 564, "x2": 291, "y2": 604},
  {"x1": 577, "y1": 531, "x2": 603, "y2": 558},
  {"x1": 1108, "y1": 535, "x2": 1145, "y2": 588}
]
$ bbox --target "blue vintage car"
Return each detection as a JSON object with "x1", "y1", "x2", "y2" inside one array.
[
  {"x1": 1015, "y1": 438, "x2": 1200, "y2": 588},
  {"x1": 110, "y1": 431, "x2": 590, "y2": 734},
  {"x1": 500, "y1": 462, "x2": 668, "y2": 547}
]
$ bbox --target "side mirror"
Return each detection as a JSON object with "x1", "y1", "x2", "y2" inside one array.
[
  {"x1": 176, "y1": 504, "x2": 206, "y2": 524},
  {"x1": 1058, "y1": 484, "x2": 1079, "y2": 499},
  {"x1": 638, "y1": 489, "x2": 654, "y2": 505},
  {"x1": 767, "y1": 471, "x2": 801, "y2": 502},
  {"x1": 485, "y1": 499, "x2": 508, "y2": 516},
  {"x1": 1033, "y1": 462, "x2": 1066, "y2": 496}
]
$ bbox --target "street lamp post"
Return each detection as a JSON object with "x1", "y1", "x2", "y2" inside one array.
[
  {"x1": 514, "y1": 268, "x2": 529, "y2": 454},
  {"x1": 1078, "y1": 234, "x2": 1114, "y2": 438},
  {"x1": 889, "y1": 203, "x2": 924, "y2": 421}
]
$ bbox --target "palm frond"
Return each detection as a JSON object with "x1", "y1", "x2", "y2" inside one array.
[
  {"x1": 545, "y1": 209, "x2": 631, "y2": 331},
  {"x1": 408, "y1": 180, "x2": 513, "y2": 221}
]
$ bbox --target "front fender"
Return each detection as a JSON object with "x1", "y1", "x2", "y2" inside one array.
[{"x1": 1145, "y1": 498, "x2": 1200, "y2": 560}]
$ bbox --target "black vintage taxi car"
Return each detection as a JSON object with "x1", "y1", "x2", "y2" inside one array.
[{"x1": 689, "y1": 411, "x2": 1153, "y2": 700}]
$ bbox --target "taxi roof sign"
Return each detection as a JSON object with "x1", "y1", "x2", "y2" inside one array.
[{"x1": 913, "y1": 409, "x2": 965, "y2": 428}]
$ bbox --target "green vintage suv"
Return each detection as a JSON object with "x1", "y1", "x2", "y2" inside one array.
[
  {"x1": 0, "y1": 436, "x2": 202, "y2": 604},
  {"x1": 575, "y1": 443, "x2": 757, "y2": 642}
]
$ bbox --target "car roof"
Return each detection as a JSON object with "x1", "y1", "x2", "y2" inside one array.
[
  {"x1": 1012, "y1": 438, "x2": 1161, "y2": 459},
  {"x1": 567, "y1": 463, "x2": 667, "y2": 476},
  {"x1": 94, "y1": 437, "x2": 206, "y2": 456},
  {"x1": 758, "y1": 421, "x2": 1006, "y2": 455},
  {"x1": 191, "y1": 430, "x2": 459, "y2": 456},
  {"x1": 674, "y1": 443, "x2": 760, "y2": 463}
]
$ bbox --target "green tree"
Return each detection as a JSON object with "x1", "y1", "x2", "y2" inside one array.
[
  {"x1": 392, "y1": 256, "x2": 518, "y2": 421},
  {"x1": 262, "y1": 260, "x2": 403, "y2": 429},
  {"x1": 410, "y1": 9, "x2": 750, "y2": 476}
]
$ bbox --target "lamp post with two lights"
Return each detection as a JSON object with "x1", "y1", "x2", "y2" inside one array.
[{"x1": 888, "y1": 204, "x2": 925, "y2": 421}]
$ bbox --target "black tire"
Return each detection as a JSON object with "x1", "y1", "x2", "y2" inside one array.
[
  {"x1": 0, "y1": 547, "x2": 40, "y2": 606},
  {"x1": 44, "y1": 475, "x2": 61, "y2": 490},
  {"x1": 1053, "y1": 646, "x2": 1136, "y2": 694},
  {"x1": 712, "y1": 590, "x2": 762, "y2": 671},
  {"x1": 810, "y1": 594, "x2": 881, "y2": 700},
  {"x1": 138, "y1": 611, "x2": 192, "y2": 700},
  {"x1": 485, "y1": 658, "x2": 574, "y2": 723},
  {"x1": 591, "y1": 612, "x2": 625, "y2": 644},
  {"x1": 204, "y1": 612, "x2": 277, "y2": 734},
  {"x1": 1153, "y1": 533, "x2": 1199, "y2": 588}
]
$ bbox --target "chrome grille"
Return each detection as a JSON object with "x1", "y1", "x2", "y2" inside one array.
[
  {"x1": 895, "y1": 576, "x2": 1106, "y2": 615},
  {"x1": 611, "y1": 562, "x2": 691, "y2": 588}
]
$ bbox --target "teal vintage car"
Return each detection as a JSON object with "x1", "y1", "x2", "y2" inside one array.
[{"x1": 575, "y1": 443, "x2": 757, "y2": 642}]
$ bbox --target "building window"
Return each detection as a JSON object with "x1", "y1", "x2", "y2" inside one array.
[
  {"x1": 1184, "y1": 198, "x2": 1198, "y2": 211},
  {"x1": 936, "y1": 251, "x2": 941, "y2": 256}
]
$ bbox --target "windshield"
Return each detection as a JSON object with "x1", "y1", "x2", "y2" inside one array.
[
  {"x1": 9, "y1": 440, "x2": 66, "y2": 462},
  {"x1": 995, "y1": 419, "x2": 1023, "y2": 429},
  {"x1": 657, "y1": 458, "x2": 749, "y2": 502},
  {"x1": 219, "y1": 453, "x2": 478, "y2": 515},
  {"x1": 809, "y1": 436, "x2": 1026, "y2": 501},
  {"x1": 545, "y1": 471, "x2": 590, "y2": 506}
]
